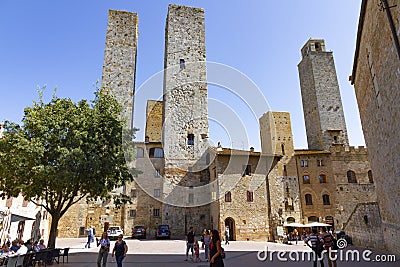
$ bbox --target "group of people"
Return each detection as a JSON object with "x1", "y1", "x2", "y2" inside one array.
[
  {"x1": 304, "y1": 227, "x2": 338, "y2": 267},
  {"x1": 185, "y1": 227, "x2": 225, "y2": 267},
  {"x1": 95, "y1": 232, "x2": 128, "y2": 267},
  {"x1": 0, "y1": 238, "x2": 47, "y2": 265}
]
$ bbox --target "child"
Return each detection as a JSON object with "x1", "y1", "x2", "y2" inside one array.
[{"x1": 194, "y1": 240, "x2": 201, "y2": 262}]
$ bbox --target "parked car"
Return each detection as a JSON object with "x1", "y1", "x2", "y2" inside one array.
[
  {"x1": 155, "y1": 225, "x2": 171, "y2": 239},
  {"x1": 335, "y1": 230, "x2": 353, "y2": 245},
  {"x1": 108, "y1": 226, "x2": 123, "y2": 240},
  {"x1": 132, "y1": 226, "x2": 147, "y2": 239}
]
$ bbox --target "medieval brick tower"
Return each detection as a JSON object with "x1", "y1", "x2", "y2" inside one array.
[
  {"x1": 297, "y1": 39, "x2": 349, "y2": 150},
  {"x1": 101, "y1": 10, "x2": 138, "y2": 131},
  {"x1": 162, "y1": 4, "x2": 210, "y2": 235}
]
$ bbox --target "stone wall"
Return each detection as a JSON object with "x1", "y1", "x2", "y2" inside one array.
[
  {"x1": 344, "y1": 202, "x2": 385, "y2": 250},
  {"x1": 216, "y1": 152, "x2": 272, "y2": 241},
  {"x1": 145, "y1": 100, "x2": 163, "y2": 142},
  {"x1": 351, "y1": 0, "x2": 400, "y2": 254},
  {"x1": 101, "y1": 10, "x2": 138, "y2": 130},
  {"x1": 330, "y1": 146, "x2": 377, "y2": 230},
  {"x1": 298, "y1": 39, "x2": 349, "y2": 150}
]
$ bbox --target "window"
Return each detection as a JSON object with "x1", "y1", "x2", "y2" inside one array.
[
  {"x1": 187, "y1": 134, "x2": 194, "y2": 145},
  {"x1": 322, "y1": 194, "x2": 330, "y2": 205},
  {"x1": 154, "y1": 189, "x2": 160, "y2": 198},
  {"x1": 319, "y1": 174, "x2": 326, "y2": 183},
  {"x1": 300, "y1": 160, "x2": 308, "y2": 167},
  {"x1": 242, "y1": 165, "x2": 251, "y2": 176},
  {"x1": 180, "y1": 59, "x2": 185, "y2": 70},
  {"x1": 149, "y1": 147, "x2": 163, "y2": 158},
  {"x1": 283, "y1": 165, "x2": 287, "y2": 176},
  {"x1": 281, "y1": 144, "x2": 285, "y2": 155},
  {"x1": 136, "y1": 148, "x2": 144, "y2": 158},
  {"x1": 333, "y1": 136, "x2": 338, "y2": 143},
  {"x1": 188, "y1": 193, "x2": 194, "y2": 204},
  {"x1": 225, "y1": 191, "x2": 232, "y2": 202},
  {"x1": 317, "y1": 159, "x2": 324, "y2": 167},
  {"x1": 305, "y1": 194, "x2": 313, "y2": 205},
  {"x1": 155, "y1": 169, "x2": 161, "y2": 177},
  {"x1": 153, "y1": 209, "x2": 160, "y2": 217},
  {"x1": 246, "y1": 191, "x2": 254, "y2": 202},
  {"x1": 131, "y1": 189, "x2": 137, "y2": 198},
  {"x1": 303, "y1": 175, "x2": 310, "y2": 184},
  {"x1": 368, "y1": 170, "x2": 373, "y2": 183},
  {"x1": 129, "y1": 210, "x2": 136, "y2": 218},
  {"x1": 347, "y1": 170, "x2": 357, "y2": 183}
]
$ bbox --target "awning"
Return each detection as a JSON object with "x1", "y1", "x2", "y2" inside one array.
[{"x1": 11, "y1": 214, "x2": 35, "y2": 222}]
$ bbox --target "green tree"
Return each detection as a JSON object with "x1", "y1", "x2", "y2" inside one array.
[{"x1": 0, "y1": 91, "x2": 137, "y2": 248}]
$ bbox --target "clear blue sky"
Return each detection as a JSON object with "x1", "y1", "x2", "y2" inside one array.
[{"x1": 0, "y1": 0, "x2": 364, "y2": 150}]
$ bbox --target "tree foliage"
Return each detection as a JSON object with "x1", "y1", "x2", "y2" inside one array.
[{"x1": 0, "y1": 91, "x2": 137, "y2": 248}]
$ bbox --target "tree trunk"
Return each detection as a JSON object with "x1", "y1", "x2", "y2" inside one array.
[{"x1": 48, "y1": 211, "x2": 61, "y2": 248}]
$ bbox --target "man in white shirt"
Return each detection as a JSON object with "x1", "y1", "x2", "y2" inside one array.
[{"x1": 15, "y1": 240, "x2": 28, "y2": 255}]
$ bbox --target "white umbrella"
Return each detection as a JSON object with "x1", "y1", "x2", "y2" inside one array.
[{"x1": 304, "y1": 222, "x2": 331, "y2": 227}]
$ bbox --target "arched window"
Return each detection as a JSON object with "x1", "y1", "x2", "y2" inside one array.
[
  {"x1": 305, "y1": 194, "x2": 313, "y2": 205},
  {"x1": 347, "y1": 170, "x2": 357, "y2": 183},
  {"x1": 136, "y1": 148, "x2": 144, "y2": 158},
  {"x1": 303, "y1": 175, "x2": 310, "y2": 184},
  {"x1": 149, "y1": 147, "x2": 164, "y2": 158},
  {"x1": 368, "y1": 170, "x2": 373, "y2": 183},
  {"x1": 322, "y1": 194, "x2": 330, "y2": 205},
  {"x1": 319, "y1": 174, "x2": 326, "y2": 183}
]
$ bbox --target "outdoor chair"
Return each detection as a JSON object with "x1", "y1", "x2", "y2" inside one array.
[
  {"x1": 32, "y1": 250, "x2": 48, "y2": 267},
  {"x1": 58, "y1": 248, "x2": 69, "y2": 264}
]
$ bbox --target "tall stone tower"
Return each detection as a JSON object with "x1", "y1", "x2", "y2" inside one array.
[
  {"x1": 101, "y1": 10, "x2": 138, "y2": 231},
  {"x1": 162, "y1": 4, "x2": 210, "y2": 235},
  {"x1": 297, "y1": 39, "x2": 349, "y2": 150},
  {"x1": 101, "y1": 10, "x2": 138, "y2": 130}
]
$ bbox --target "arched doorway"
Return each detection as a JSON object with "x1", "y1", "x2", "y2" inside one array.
[{"x1": 224, "y1": 217, "x2": 235, "y2": 241}]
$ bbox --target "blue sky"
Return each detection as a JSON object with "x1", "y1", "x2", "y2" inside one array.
[{"x1": 0, "y1": 0, "x2": 364, "y2": 150}]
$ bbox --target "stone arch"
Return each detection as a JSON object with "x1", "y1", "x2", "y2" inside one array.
[{"x1": 224, "y1": 217, "x2": 236, "y2": 241}]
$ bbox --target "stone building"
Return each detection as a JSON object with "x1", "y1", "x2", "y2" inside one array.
[
  {"x1": 350, "y1": 0, "x2": 400, "y2": 254},
  {"x1": 54, "y1": 6, "x2": 379, "y2": 247}
]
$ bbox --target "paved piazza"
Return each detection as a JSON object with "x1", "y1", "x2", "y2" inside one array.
[{"x1": 54, "y1": 238, "x2": 398, "y2": 266}]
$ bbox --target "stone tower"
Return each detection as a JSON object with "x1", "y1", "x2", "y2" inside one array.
[
  {"x1": 260, "y1": 112, "x2": 302, "y2": 238},
  {"x1": 162, "y1": 4, "x2": 210, "y2": 235},
  {"x1": 101, "y1": 10, "x2": 138, "y2": 130},
  {"x1": 297, "y1": 39, "x2": 349, "y2": 150}
]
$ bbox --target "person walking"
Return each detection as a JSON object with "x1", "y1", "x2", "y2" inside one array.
[
  {"x1": 111, "y1": 234, "x2": 127, "y2": 267},
  {"x1": 305, "y1": 228, "x2": 325, "y2": 267},
  {"x1": 184, "y1": 227, "x2": 195, "y2": 261},
  {"x1": 85, "y1": 226, "x2": 94, "y2": 248},
  {"x1": 204, "y1": 230, "x2": 211, "y2": 261},
  {"x1": 321, "y1": 227, "x2": 337, "y2": 267},
  {"x1": 209, "y1": 229, "x2": 224, "y2": 267},
  {"x1": 224, "y1": 226, "x2": 229, "y2": 245},
  {"x1": 96, "y1": 232, "x2": 111, "y2": 267}
]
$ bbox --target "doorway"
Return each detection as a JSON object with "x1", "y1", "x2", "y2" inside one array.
[{"x1": 224, "y1": 217, "x2": 235, "y2": 241}]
